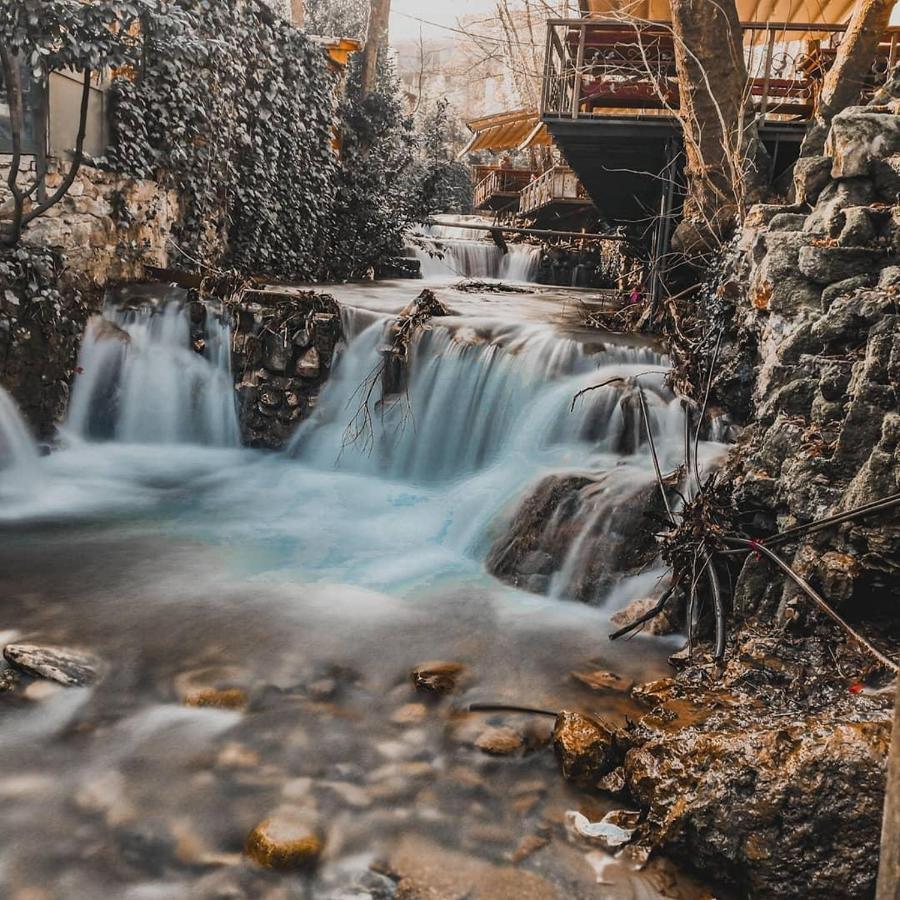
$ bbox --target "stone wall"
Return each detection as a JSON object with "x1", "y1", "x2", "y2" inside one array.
[
  {"x1": 232, "y1": 289, "x2": 342, "y2": 450},
  {"x1": 0, "y1": 156, "x2": 180, "y2": 286}
]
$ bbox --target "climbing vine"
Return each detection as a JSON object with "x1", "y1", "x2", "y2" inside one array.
[{"x1": 108, "y1": 0, "x2": 339, "y2": 278}]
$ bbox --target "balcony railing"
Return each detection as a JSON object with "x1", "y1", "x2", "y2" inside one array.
[
  {"x1": 541, "y1": 18, "x2": 899, "y2": 123},
  {"x1": 519, "y1": 165, "x2": 589, "y2": 216},
  {"x1": 473, "y1": 166, "x2": 535, "y2": 210}
]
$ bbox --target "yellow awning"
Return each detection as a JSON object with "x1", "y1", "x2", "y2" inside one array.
[
  {"x1": 459, "y1": 109, "x2": 551, "y2": 158},
  {"x1": 578, "y1": 0, "x2": 892, "y2": 26}
]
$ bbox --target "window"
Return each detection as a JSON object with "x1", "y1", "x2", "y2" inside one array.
[{"x1": 0, "y1": 60, "x2": 43, "y2": 155}]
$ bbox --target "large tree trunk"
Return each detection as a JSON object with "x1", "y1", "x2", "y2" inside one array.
[
  {"x1": 360, "y1": 0, "x2": 390, "y2": 95},
  {"x1": 669, "y1": 0, "x2": 768, "y2": 256},
  {"x1": 878, "y1": 686, "x2": 900, "y2": 900},
  {"x1": 802, "y1": 0, "x2": 894, "y2": 157}
]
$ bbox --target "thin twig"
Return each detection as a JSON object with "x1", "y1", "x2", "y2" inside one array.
[
  {"x1": 723, "y1": 537, "x2": 900, "y2": 674},
  {"x1": 609, "y1": 585, "x2": 677, "y2": 640}
]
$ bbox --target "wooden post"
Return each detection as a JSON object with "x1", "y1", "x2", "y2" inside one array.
[
  {"x1": 759, "y1": 27, "x2": 777, "y2": 120},
  {"x1": 877, "y1": 685, "x2": 900, "y2": 900},
  {"x1": 361, "y1": 0, "x2": 391, "y2": 96},
  {"x1": 291, "y1": 0, "x2": 304, "y2": 27},
  {"x1": 570, "y1": 23, "x2": 586, "y2": 120}
]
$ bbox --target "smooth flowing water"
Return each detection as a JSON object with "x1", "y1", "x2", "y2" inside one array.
[
  {"x1": 0, "y1": 280, "x2": 720, "y2": 899},
  {"x1": 412, "y1": 219, "x2": 542, "y2": 283}
]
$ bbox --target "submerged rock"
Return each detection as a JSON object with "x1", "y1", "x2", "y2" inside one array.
[
  {"x1": 474, "y1": 726, "x2": 524, "y2": 756},
  {"x1": 571, "y1": 668, "x2": 634, "y2": 694},
  {"x1": 3, "y1": 642, "x2": 104, "y2": 686},
  {"x1": 174, "y1": 666, "x2": 250, "y2": 710},
  {"x1": 245, "y1": 811, "x2": 323, "y2": 870}
]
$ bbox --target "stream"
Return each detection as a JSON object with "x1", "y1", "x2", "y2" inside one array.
[{"x1": 0, "y1": 267, "x2": 723, "y2": 898}]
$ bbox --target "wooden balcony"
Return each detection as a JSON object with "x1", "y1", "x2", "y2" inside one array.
[
  {"x1": 519, "y1": 165, "x2": 592, "y2": 218},
  {"x1": 542, "y1": 18, "x2": 900, "y2": 124},
  {"x1": 473, "y1": 167, "x2": 535, "y2": 212}
]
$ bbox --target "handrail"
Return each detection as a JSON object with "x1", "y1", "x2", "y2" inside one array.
[
  {"x1": 543, "y1": 17, "x2": 848, "y2": 33},
  {"x1": 540, "y1": 16, "x2": 860, "y2": 122}
]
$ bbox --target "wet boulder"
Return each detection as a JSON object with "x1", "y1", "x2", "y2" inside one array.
[
  {"x1": 552, "y1": 711, "x2": 619, "y2": 785},
  {"x1": 3, "y1": 642, "x2": 104, "y2": 686},
  {"x1": 624, "y1": 718, "x2": 891, "y2": 899}
]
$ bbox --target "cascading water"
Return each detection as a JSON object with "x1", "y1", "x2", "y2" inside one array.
[
  {"x1": 0, "y1": 385, "x2": 38, "y2": 484},
  {"x1": 290, "y1": 311, "x2": 698, "y2": 603},
  {"x1": 65, "y1": 289, "x2": 239, "y2": 447},
  {"x1": 0, "y1": 281, "x2": 719, "y2": 899},
  {"x1": 412, "y1": 218, "x2": 542, "y2": 283}
]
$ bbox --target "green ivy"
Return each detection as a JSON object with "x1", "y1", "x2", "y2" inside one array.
[{"x1": 108, "y1": 0, "x2": 339, "y2": 279}]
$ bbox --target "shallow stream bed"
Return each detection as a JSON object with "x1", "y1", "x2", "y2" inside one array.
[{"x1": 0, "y1": 277, "x2": 721, "y2": 899}]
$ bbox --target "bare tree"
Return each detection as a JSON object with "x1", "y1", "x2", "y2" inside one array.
[
  {"x1": 801, "y1": 0, "x2": 895, "y2": 157},
  {"x1": 668, "y1": 0, "x2": 768, "y2": 254},
  {"x1": 0, "y1": 47, "x2": 92, "y2": 247},
  {"x1": 361, "y1": 0, "x2": 391, "y2": 95}
]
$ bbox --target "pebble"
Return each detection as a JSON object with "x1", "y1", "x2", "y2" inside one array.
[
  {"x1": 245, "y1": 811, "x2": 323, "y2": 870},
  {"x1": 390, "y1": 702, "x2": 428, "y2": 726},
  {"x1": 3, "y1": 642, "x2": 104, "y2": 686},
  {"x1": 509, "y1": 833, "x2": 550, "y2": 863},
  {"x1": 571, "y1": 668, "x2": 634, "y2": 694}
]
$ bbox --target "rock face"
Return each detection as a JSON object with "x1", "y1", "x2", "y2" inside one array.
[
  {"x1": 708, "y1": 104, "x2": 900, "y2": 622},
  {"x1": 232, "y1": 290, "x2": 342, "y2": 449},
  {"x1": 624, "y1": 716, "x2": 890, "y2": 899}
]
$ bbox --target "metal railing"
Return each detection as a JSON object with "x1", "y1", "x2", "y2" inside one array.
[
  {"x1": 539, "y1": 17, "x2": 880, "y2": 123},
  {"x1": 519, "y1": 165, "x2": 588, "y2": 216}
]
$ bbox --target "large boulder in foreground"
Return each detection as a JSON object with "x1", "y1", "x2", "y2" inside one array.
[{"x1": 624, "y1": 716, "x2": 890, "y2": 899}]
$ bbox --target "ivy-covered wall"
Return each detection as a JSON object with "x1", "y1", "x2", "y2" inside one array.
[
  {"x1": 107, "y1": 0, "x2": 471, "y2": 283},
  {"x1": 109, "y1": 0, "x2": 339, "y2": 279}
]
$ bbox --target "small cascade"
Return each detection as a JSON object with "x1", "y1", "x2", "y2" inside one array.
[
  {"x1": 411, "y1": 218, "x2": 541, "y2": 283},
  {"x1": 66, "y1": 290, "x2": 239, "y2": 447},
  {"x1": 292, "y1": 315, "x2": 672, "y2": 481},
  {"x1": 0, "y1": 385, "x2": 38, "y2": 481},
  {"x1": 500, "y1": 245, "x2": 542, "y2": 283},
  {"x1": 289, "y1": 309, "x2": 701, "y2": 605}
]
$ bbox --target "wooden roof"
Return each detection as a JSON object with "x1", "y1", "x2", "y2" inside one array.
[{"x1": 577, "y1": 0, "x2": 887, "y2": 26}]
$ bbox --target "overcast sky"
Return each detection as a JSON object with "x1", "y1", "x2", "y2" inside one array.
[{"x1": 389, "y1": 0, "x2": 498, "y2": 43}]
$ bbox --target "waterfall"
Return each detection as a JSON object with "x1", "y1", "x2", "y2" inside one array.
[
  {"x1": 288, "y1": 312, "x2": 704, "y2": 603},
  {"x1": 292, "y1": 316, "x2": 675, "y2": 480},
  {"x1": 66, "y1": 292, "x2": 239, "y2": 447},
  {"x1": 0, "y1": 385, "x2": 38, "y2": 481},
  {"x1": 411, "y1": 218, "x2": 541, "y2": 283}
]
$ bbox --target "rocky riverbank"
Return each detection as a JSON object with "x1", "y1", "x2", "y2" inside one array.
[{"x1": 544, "y1": 102, "x2": 900, "y2": 898}]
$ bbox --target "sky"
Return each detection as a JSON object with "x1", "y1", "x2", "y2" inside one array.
[{"x1": 389, "y1": 0, "x2": 499, "y2": 43}]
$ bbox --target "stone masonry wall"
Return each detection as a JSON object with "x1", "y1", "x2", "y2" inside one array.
[{"x1": 0, "y1": 156, "x2": 180, "y2": 286}]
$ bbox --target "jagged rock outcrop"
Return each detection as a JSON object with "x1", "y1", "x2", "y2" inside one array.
[
  {"x1": 708, "y1": 105, "x2": 900, "y2": 623},
  {"x1": 231, "y1": 290, "x2": 342, "y2": 450},
  {"x1": 606, "y1": 105, "x2": 900, "y2": 898}
]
